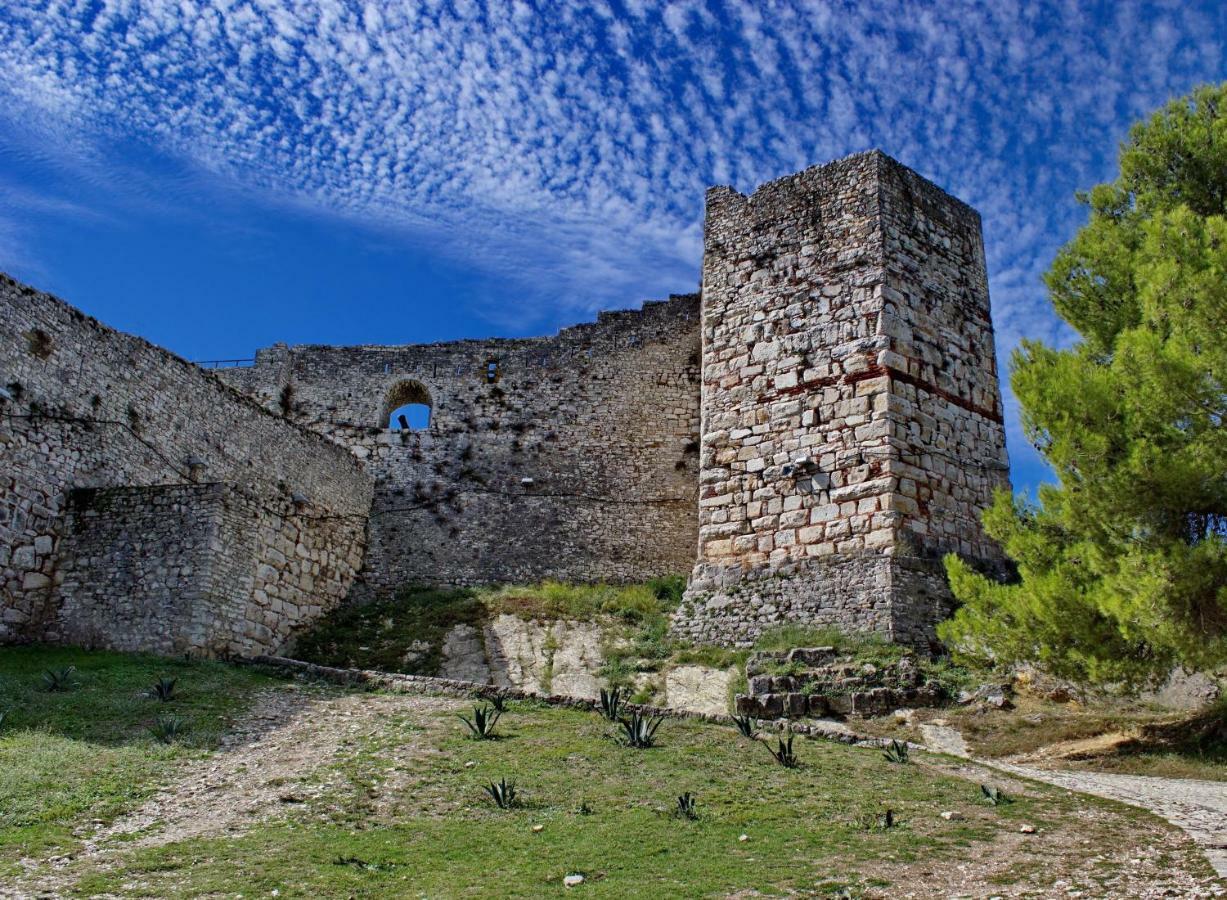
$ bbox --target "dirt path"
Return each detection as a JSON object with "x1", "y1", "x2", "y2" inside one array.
[
  {"x1": 102, "y1": 685, "x2": 456, "y2": 848},
  {"x1": 8, "y1": 684, "x2": 461, "y2": 898},
  {"x1": 922, "y1": 722, "x2": 1227, "y2": 879}
]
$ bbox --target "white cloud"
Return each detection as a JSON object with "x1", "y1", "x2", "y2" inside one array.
[{"x1": 0, "y1": 0, "x2": 1223, "y2": 474}]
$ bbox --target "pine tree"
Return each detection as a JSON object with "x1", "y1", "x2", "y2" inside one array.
[{"x1": 940, "y1": 84, "x2": 1227, "y2": 686}]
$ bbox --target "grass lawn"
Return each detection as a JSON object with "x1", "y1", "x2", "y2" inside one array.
[
  {"x1": 0, "y1": 645, "x2": 281, "y2": 874},
  {"x1": 1, "y1": 647, "x2": 1218, "y2": 897}
]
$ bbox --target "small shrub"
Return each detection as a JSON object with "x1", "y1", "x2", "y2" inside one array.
[
  {"x1": 459, "y1": 704, "x2": 501, "y2": 740},
  {"x1": 578, "y1": 800, "x2": 594, "y2": 816},
  {"x1": 599, "y1": 687, "x2": 623, "y2": 722},
  {"x1": 856, "y1": 808, "x2": 896, "y2": 831},
  {"x1": 675, "y1": 791, "x2": 698, "y2": 820},
  {"x1": 629, "y1": 682, "x2": 659, "y2": 705},
  {"x1": 732, "y1": 714, "x2": 758, "y2": 739},
  {"x1": 761, "y1": 659, "x2": 807, "y2": 678},
  {"x1": 147, "y1": 677, "x2": 178, "y2": 702},
  {"x1": 26, "y1": 328, "x2": 54, "y2": 359},
  {"x1": 883, "y1": 739, "x2": 910, "y2": 764},
  {"x1": 483, "y1": 777, "x2": 519, "y2": 809},
  {"x1": 767, "y1": 735, "x2": 799, "y2": 768},
  {"x1": 981, "y1": 784, "x2": 1013, "y2": 806},
  {"x1": 619, "y1": 711, "x2": 663, "y2": 749},
  {"x1": 40, "y1": 666, "x2": 78, "y2": 692},
  {"x1": 647, "y1": 574, "x2": 687, "y2": 608},
  {"x1": 149, "y1": 714, "x2": 187, "y2": 743}
]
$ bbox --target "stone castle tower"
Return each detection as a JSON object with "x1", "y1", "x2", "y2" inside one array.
[
  {"x1": 0, "y1": 151, "x2": 1007, "y2": 658},
  {"x1": 674, "y1": 151, "x2": 1010, "y2": 647}
]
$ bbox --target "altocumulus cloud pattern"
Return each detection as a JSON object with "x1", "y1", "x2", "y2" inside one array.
[{"x1": 0, "y1": 0, "x2": 1224, "y2": 476}]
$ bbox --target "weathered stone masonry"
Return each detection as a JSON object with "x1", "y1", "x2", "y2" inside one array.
[
  {"x1": 0, "y1": 150, "x2": 1009, "y2": 658},
  {"x1": 674, "y1": 152, "x2": 1009, "y2": 647},
  {"x1": 217, "y1": 296, "x2": 702, "y2": 589},
  {"x1": 0, "y1": 276, "x2": 371, "y2": 655}
]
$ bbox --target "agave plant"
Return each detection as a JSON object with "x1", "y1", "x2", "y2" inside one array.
[
  {"x1": 147, "y1": 677, "x2": 178, "y2": 702},
  {"x1": 675, "y1": 791, "x2": 698, "y2": 821},
  {"x1": 486, "y1": 690, "x2": 510, "y2": 713},
  {"x1": 149, "y1": 714, "x2": 187, "y2": 744},
  {"x1": 767, "y1": 735, "x2": 799, "y2": 768},
  {"x1": 618, "y1": 711, "x2": 663, "y2": 749},
  {"x1": 732, "y1": 714, "x2": 758, "y2": 739},
  {"x1": 878, "y1": 808, "x2": 896, "y2": 829},
  {"x1": 459, "y1": 704, "x2": 501, "y2": 740},
  {"x1": 599, "y1": 687, "x2": 623, "y2": 721},
  {"x1": 483, "y1": 777, "x2": 519, "y2": 809},
  {"x1": 40, "y1": 666, "x2": 78, "y2": 692},
  {"x1": 883, "y1": 739, "x2": 910, "y2": 764},
  {"x1": 981, "y1": 784, "x2": 1013, "y2": 806}
]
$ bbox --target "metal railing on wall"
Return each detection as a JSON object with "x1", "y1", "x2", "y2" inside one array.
[{"x1": 194, "y1": 358, "x2": 255, "y2": 370}]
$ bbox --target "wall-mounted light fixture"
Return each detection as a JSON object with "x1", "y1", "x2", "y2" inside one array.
[{"x1": 520, "y1": 477, "x2": 535, "y2": 487}]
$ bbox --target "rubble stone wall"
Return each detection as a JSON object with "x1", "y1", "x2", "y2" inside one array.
[
  {"x1": 0, "y1": 275, "x2": 371, "y2": 652},
  {"x1": 219, "y1": 295, "x2": 702, "y2": 589}
]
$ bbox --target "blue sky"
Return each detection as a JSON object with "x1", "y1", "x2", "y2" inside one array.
[{"x1": 0, "y1": 0, "x2": 1224, "y2": 494}]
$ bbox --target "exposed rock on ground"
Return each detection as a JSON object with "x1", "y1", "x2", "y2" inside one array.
[
  {"x1": 736, "y1": 646, "x2": 944, "y2": 718},
  {"x1": 663, "y1": 664, "x2": 738, "y2": 716}
]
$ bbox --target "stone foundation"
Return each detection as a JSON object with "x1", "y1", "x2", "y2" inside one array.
[{"x1": 675, "y1": 553, "x2": 951, "y2": 648}]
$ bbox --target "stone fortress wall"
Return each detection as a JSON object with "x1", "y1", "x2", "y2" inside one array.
[
  {"x1": 0, "y1": 150, "x2": 1009, "y2": 659},
  {"x1": 674, "y1": 152, "x2": 1009, "y2": 648},
  {"x1": 0, "y1": 276, "x2": 371, "y2": 655},
  {"x1": 217, "y1": 295, "x2": 702, "y2": 590}
]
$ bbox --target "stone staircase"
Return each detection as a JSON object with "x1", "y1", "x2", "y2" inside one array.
[{"x1": 735, "y1": 646, "x2": 945, "y2": 718}]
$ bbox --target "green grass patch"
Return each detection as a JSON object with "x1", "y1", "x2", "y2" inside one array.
[
  {"x1": 2, "y1": 651, "x2": 1210, "y2": 896},
  {"x1": 483, "y1": 578, "x2": 676, "y2": 623},
  {"x1": 0, "y1": 645, "x2": 279, "y2": 871},
  {"x1": 69, "y1": 701, "x2": 1037, "y2": 898}
]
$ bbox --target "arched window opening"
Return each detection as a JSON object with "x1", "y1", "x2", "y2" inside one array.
[
  {"x1": 485, "y1": 358, "x2": 501, "y2": 384},
  {"x1": 388, "y1": 403, "x2": 430, "y2": 430},
  {"x1": 384, "y1": 380, "x2": 432, "y2": 431}
]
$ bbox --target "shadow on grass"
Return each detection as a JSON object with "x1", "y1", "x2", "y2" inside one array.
[{"x1": 0, "y1": 644, "x2": 292, "y2": 750}]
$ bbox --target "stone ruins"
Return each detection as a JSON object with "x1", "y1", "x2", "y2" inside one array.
[{"x1": 0, "y1": 151, "x2": 1009, "y2": 658}]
